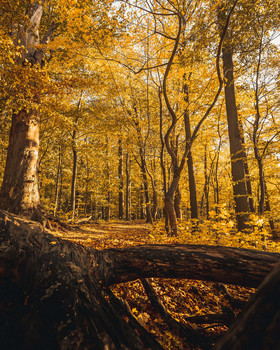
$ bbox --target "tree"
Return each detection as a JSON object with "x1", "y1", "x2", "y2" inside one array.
[
  {"x1": 0, "y1": 5, "x2": 50, "y2": 221},
  {"x1": 0, "y1": 0, "x2": 115, "y2": 222},
  {"x1": 217, "y1": 2, "x2": 251, "y2": 232}
]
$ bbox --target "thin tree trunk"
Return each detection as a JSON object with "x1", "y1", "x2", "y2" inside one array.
[
  {"x1": 202, "y1": 144, "x2": 210, "y2": 219},
  {"x1": 147, "y1": 165, "x2": 158, "y2": 221},
  {"x1": 183, "y1": 79, "x2": 198, "y2": 219},
  {"x1": 84, "y1": 156, "x2": 89, "y2": 216},
  {"x1": 118, "y1": 139, "x2": 124, "y2": 220},
  {"x1": 54, "y1": 144, "x2": 62, "y2": 217},
  {"x1": 253, "y1": 35, "x2": 277, "y2": 236},
  {"x1": 138, "y1": 149, "x2": 152, "y2": 223},
  {"x1": 139, "y1": 184, "x2": 145, "y2": 220},
  {"x1": 158, "y1": 90, "x2": 169, "y2": 233},
  {"x1": 105, "y1": 138, "x2": 111, "y2": 222},
  {"x1": 70, "y1": 114, "x2": 79, "y2": 223},
  {"x1": 214, "y1": 120, "x2": 222, "y2": 211},
  {"x1": 125, "y1": 153, "x2": 131, "y2": 221},
  {"x1": 239, "y1": 120, "x2": 255, "y2": 213}
]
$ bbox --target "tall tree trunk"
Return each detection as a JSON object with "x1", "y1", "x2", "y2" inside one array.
[
  {"x1": 158, "y1": 90, "x2": 169, "y2": 232},
  {"x1": 214, "y1": 117, "x2": 222, "y2": 212},
  {"x1": 183, "y1": 81, "x2": 198, "y2": 219},
  {"x1": 222, "y1": 46, "x2": 250, "y2": 231},
  {"x1": 105, "y1": 138, "x2": 111, "y2": 222},
  {"x1": 118, "y1": 139, "x2": 124, "y2": 220},
  {"x1": 239, "y1": 120, "x2": 255, "y2": 213},
  {"x1": 200, "y1": 144, "x2": 210, "y2": 219},
  {"x1": 125, "y1": 153, "x2": 131, "y2": 221},
  {"x1": 140, "y1": 154, "x2": 153, "y2": 223},
  {"x1": 54, "y1": 144, "x2": 62, "y2": 217},
  {"x1": 139, "y1": 184, "x2": 145, "y2": 220},
  {"x1": 253, "y1": 35, "x2": 277, "y2": 236},
  {"x1": 0, "y1": 110, "x2": 41, "y2": 219},
  {"x1": 147, "y1": 168, "x2": 158, "y2": 221},
  {"x1": 70, "y1": 115, "x2": 79, "y2": 223}
]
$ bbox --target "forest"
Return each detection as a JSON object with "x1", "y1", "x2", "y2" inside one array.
[{"x1": 0, "y1": 0, "x2": 280, "y2": 349}]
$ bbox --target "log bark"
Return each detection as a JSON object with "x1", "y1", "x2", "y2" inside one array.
[
  {"x1": 215, "y1": 260, "x2": 280, "y2": 350},
  {"x1": 98, "y1": 243, "x2": 279, "y2": 288},
  {"x1": 1, "y1": 209, "x2": 280, "y2": 349},
  {"x1": 0, "y1": 210, "x2": 162, "y2": 350}
]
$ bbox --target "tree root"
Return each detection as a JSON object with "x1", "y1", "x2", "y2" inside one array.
[{"x1": 141, "y1": 278, "x2": 215, "y2": 349}]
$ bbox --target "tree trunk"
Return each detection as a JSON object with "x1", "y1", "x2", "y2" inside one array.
[
  {"x1": 203, "y1": 144, "x2": 210, "y2": 219},
  {"x1": 174, "y1": 187, "x2": 182, "y2": 219},
  {"x1": 1, "y1": 210, "x2": 280, "y2": 349},
  {"x1": 125, "y1": 153, "x2": 131, "y2": 221},
  {"x1": 222, "y1": 46, "x2": 250, "y2": 231},
  {"x1": 139, "y1": 184, "x2": 145, "y2": 220},
  {"x1": 140, "y1": 154, "x2": 153, "y2": 223},
  {"x1": 118, "y1": 139, "x2": 124, "y2": 220},
  {"x1": 70, "y1": 144, "x2": 78, "y2": 223},
  {"x1": 165, "y1": 193, "x2": 178, "y2": 236},
  {"x1": 54, "y1": 144, "x2": 62, "y2": 217},
  {"x1": 239, "y1": 120, "x2": 255, "y2": 213},
  {"x1": 158, "y1": 90, "x2": 169, "y2": 232},
  {"x1": 183, "y1": 80, "x2": 198, "y2": 219},
  {"x1": 215, "y1": 259, "x2": 280, "y2": 350},
  {"x1": 0, "y1": 110, "x2": 41, "y2": 220},
  {"x1": 0, "y1": 6, "x2": 56, "y2": 223}
]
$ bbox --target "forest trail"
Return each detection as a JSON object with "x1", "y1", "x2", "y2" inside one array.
[{"x1": 53, "y1": 220, "x2": 153, "y2": 250}]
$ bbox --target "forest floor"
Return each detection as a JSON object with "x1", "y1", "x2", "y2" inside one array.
[{"x1": 51, "y1": 219, "x2": 255, "y2": 349}]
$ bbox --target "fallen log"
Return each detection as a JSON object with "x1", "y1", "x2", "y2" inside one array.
[
  {"x1": 215, "y1": 259, "x2": 280, "y2": 350},
  {"x1": 1, "y1": 209, "x2": 280, "y2": 349}
]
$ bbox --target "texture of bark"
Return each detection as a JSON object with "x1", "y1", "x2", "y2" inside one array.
[
  {"x1": 0, "y1": 110, "x2": 41, "y2": 219},
  {"x1": 222, "y1": 46, "x2": 250, "y2": 231},
  {"x1": 183, "y1": 81, "x2": 198, "y2": 219},
  {"x1": 1, "y1": 209, "x2": 280, "y2": 349},
  {"x1": 99, "y1": 243, "x2": 279, "y2": 288},
  {"x1": 215, "y1": 260, "x2": 280, "y2": 350},
  {"x1": 0, "y1": 6, "x2": 56, "y2": 222},
  {"x1": 0, "y1": 210, "x2": 161, "y2": 350},
  {"x1": 118, "y1": 139, "x2": 124, "y2": 220}
]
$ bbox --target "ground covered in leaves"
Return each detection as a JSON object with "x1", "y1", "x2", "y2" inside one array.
[{"x1": 49, "y1": 218, "x2": 277, "y2": 349}]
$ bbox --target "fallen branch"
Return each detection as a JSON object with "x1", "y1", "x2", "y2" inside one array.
[{"x1": 141, "y1": 278, "x2": 214, "y2": 349}]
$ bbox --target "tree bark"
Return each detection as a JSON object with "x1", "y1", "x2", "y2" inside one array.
[
  {"x1": 54, "y1": 144, "x2": 62, "y2": 217},
  {"x1": 1, "y1": 210, "x2": 280, "y2": 349},
  {"x1": 222, "y1": 46, "x2": 250, "y2": 232},
  {"x1": 183, "y1": 80, "x2": 198, "y2": 219},
  {"x1": 174, "y1": 187, "x2": 182, "y2": 219},
  {"x1": 118, "y1": 139, "x2": 124, "y2": 220},
  {"x1": 0, "y1": 110, "x2": 41, "y2": 219},
  {"x1": 0, "y1": 6, "x2": 56, "y2": 223},
  {"x1": 215, "y1": 259, "x2": 280, "y2": 350},
  {"x1": 70, "y1": 140, "x2": 78, "y2": 223},
  {"x1": 125, "y1": 153, "x2": 131, "y2": 221}
]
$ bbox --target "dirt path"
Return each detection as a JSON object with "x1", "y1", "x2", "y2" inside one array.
[{"x1": 54, "y1": 220, "x2": 153, "y2": 250}]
